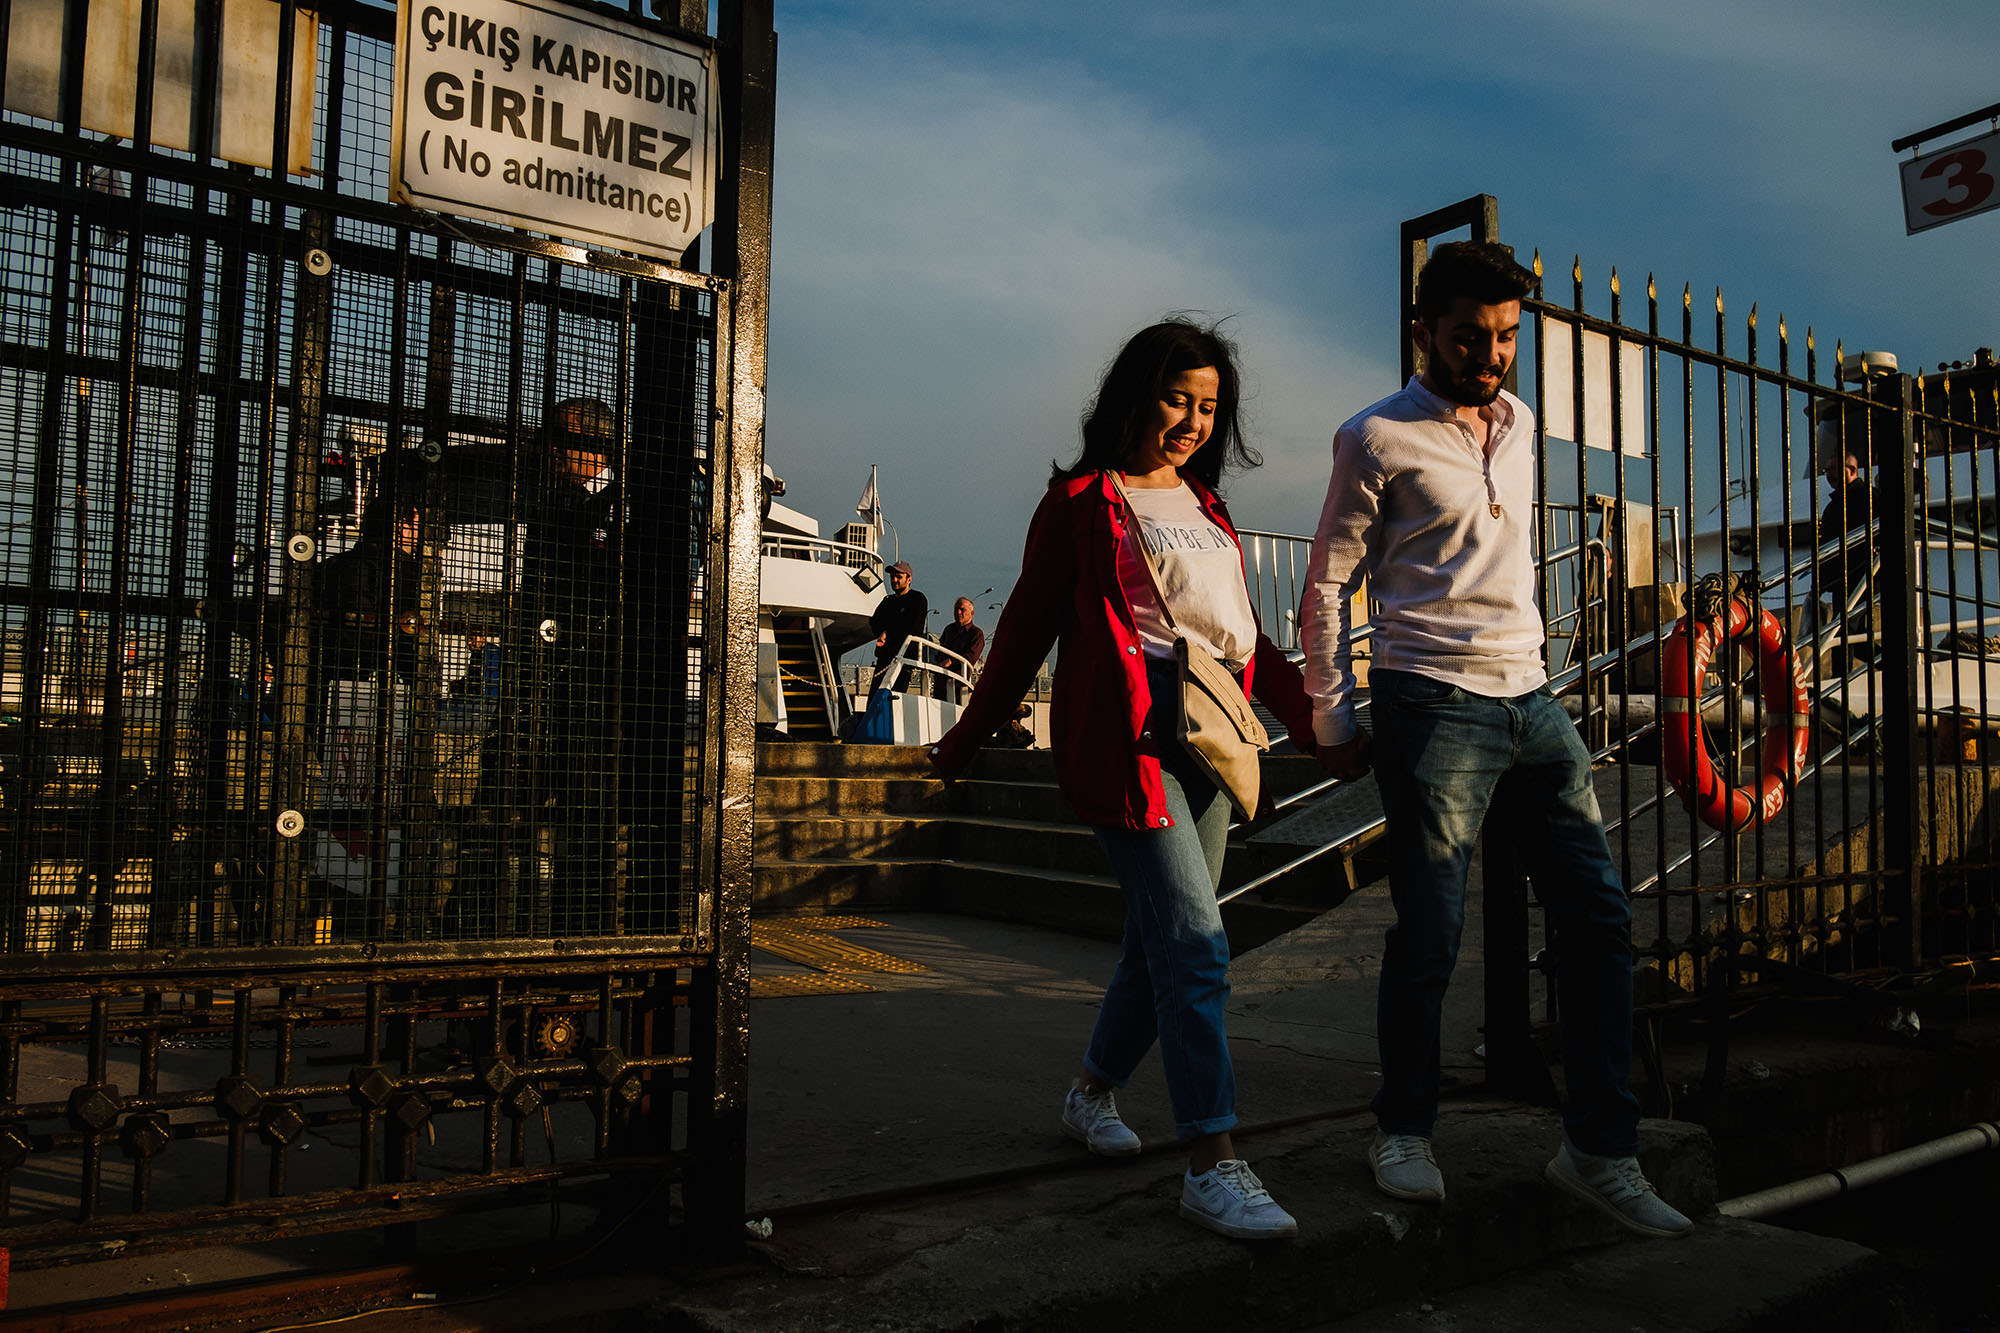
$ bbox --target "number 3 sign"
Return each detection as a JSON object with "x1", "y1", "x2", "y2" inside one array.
[{"x1": 1900, "y1": 128, "x2": 2000, "y2": 234}]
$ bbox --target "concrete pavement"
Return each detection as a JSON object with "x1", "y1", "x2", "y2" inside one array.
[{"x1": 8, "y1": 883, "x2": 1972, "y2": 1330}]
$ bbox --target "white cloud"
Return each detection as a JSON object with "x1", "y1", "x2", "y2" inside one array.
[
  {"x1": 759, "y1": 1, "x2": 2000, "y2": 631},
  {"x1": 766, "y1": 28, "x2": 1381, "y2": 610}
]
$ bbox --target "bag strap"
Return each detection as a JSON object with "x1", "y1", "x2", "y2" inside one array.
[{"x1": 1106, "y1": 470, "x2": 1184, "y2": 634}]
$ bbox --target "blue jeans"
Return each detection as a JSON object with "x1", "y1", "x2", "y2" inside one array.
[
  {"x1": 1083, "y1": 666, "x2": 1238, "y2": 1140},
  {"x1": 1369, "y1": 669, "x2": 1641, "y2": 1156}
]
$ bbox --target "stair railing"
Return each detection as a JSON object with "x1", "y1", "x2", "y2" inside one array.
[
  {"x1": 874, "y1": 635, "x2": 977, "y2": 700},
  {"x1": 810, "y1": 620, "x2": 851, "y2": 732}
]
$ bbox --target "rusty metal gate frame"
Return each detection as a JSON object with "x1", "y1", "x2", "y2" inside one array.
[{"x1": 0, "y1": 0, "x2": 768, "y2": 1272}]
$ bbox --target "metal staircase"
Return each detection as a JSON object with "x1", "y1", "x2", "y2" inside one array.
[{"x1": 771, "y1": 618, "x2": 843, "y2": 741}]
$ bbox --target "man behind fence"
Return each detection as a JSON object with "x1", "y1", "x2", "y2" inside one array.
[{"x1": 1298, "y1": 240, "x2": 1691, "y2": 1238}]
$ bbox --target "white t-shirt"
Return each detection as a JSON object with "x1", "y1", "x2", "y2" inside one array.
[{"x1": 1117, "y1": 480, "x2": 1258, "y2": 665}]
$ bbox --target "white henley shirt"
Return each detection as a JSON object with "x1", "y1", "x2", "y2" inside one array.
[{"x1": 1300, "y1": 376, "x2": 1548, "y2": 746}]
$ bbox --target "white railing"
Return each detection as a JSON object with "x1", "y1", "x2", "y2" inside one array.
[
  {"x1": 872, "y1": 636, "x2": 978, "y2": 698},
  {"x1": 809, "y1": 620, "x2": 851, "y2": 731},
  {"x1": 1236, "y1": 528, "x2": 1312, "y2": 653},
  {"x1": 761, "y1": 533, "x2": 887, "y2": 583}
]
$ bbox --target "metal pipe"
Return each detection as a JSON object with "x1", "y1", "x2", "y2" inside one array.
[{"x1": 1717, "y1": 1120, "x2": 2000, "y2": 1219}]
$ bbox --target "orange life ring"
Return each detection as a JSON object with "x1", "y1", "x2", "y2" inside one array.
[{"x1": 1660, "y1": 598, "x2": 1812, "y2": 831}]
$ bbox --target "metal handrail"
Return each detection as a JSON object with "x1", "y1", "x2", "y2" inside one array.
[
  {"x1": 875, "y1": 634, "x2": 977, "y2": 695},
  {"x1": 761, "y1": 533, "x2": 886, "y2": 575},
  {"x1": 810, "y1": 621, "x2": 849, "y2": 730},
  {"x1": 1216, "y1": 495, "x2": 1996, "y2": 911}
]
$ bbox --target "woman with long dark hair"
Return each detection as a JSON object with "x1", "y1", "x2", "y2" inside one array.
[{"x1": 929, "y1": 319, "x2": 1317, "y2": 1239}]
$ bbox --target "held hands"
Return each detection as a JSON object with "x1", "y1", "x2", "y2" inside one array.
[{"x1": 1316, "y1": 731, "x2": 1372, "y2": 781}]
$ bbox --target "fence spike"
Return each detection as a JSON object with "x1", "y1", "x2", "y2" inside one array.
[
  {"x1": 1715, "y1": 287, "x2": 1725, "y2": 316},
  {"x1": 1610, "y1": 267, "x2": 1620, "y2": 297},
  {"x1": 1682, "y1": 283, "x2": 1692, "y2": 310},
  {"x1": 1748, "y1": 301, "x2": 1758, "y2": 330},
  {"x1": 1647, "y1": 273, "x2": 1657, "y2": 302},
  {"x1": 1532, "y1": 249, "x2": 1543, "y2": 278},
  {"x1": 1571, "y1": 255, "x2": 1583, "y2": 285}
]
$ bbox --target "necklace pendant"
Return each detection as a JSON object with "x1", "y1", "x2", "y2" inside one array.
[{"x1": 1489, "y1": 503, "x2": 1503, "y2": 519}]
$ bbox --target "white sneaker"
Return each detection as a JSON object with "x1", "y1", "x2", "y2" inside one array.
[
  {"x1": 1545, "y1": 1139, "x2": 1693, "y2": 1238},
  {"x1": 1061, "y1": 1085, "x2": 1141, "y2": 1157},
  {"x1": 1370, "y1": 1131, "x2": 1444, "y2": 1202},
  {"x1": 1180, "y1": 1159, "x2": 1298, "y2": 1239}
]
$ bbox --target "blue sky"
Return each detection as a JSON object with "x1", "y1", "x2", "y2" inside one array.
[{"x1": 760, "y1": 1, "x2": 2000, "y2": 636}]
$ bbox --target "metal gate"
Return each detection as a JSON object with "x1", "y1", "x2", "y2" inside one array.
[
  {"x1": 1398, "y1": 198, "x2": 2000, "y2": 1097},
  {"x1": 0, "y1": 0, "x2": 768, "y2": 1270}
]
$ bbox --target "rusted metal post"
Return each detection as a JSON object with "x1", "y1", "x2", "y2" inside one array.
[
  {"x1": 1877, "y1": 374, "x2": 1923, "y2": 967},
  {"x1": 685, "y1": 0, "x2": 772, "y2": 1262}
]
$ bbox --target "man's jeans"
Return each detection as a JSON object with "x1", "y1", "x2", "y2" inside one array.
[
  {"x1": 1369, "y1": 669, "x2": 1641, "y2": 1156},
  {"x1": 1084, "y1": 668, "x2": 1238, "y2": 1140}
]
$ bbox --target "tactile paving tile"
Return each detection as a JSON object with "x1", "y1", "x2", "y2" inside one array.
[
  {"x1": 752, "y1": 923, "x2": 930, "y2": 975},
  {"x1": 748, "y1": 973, "x2": 878, "y2": 998},
  {"x1": 778, "y1": 914, "x2": 888, "y2": 931}
]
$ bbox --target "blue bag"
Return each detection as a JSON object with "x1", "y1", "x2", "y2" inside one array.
[{"x1": 847, "y1": 688, "x2": 899, "y2": 744}]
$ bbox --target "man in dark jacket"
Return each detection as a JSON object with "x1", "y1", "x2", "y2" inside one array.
[
  {"x1": 1815, "y1": 448, "x2": 1876, "y2": 616},
  {"x1": 534, "y1": 397, "x2": 622, "y2": 935},
  {"x1": 934, "y1": 596, "x2": 985, "y2": 700},
  {"x1": 869, "y1": 560, "x2": 928, "y2": 691},
  {"x1": 469, "y1": 397, "x2": 624, "y2": 937}
]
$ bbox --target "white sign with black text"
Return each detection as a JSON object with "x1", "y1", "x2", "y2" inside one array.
[
  {"x1": 391, "y1": 0, "x2": 715, "y2": 263},
  {"x1": 1899, "y1": 128, "x2": 2000, "y2": 236}
]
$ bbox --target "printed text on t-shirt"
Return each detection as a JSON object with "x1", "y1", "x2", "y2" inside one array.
[{"x1": 1139, "y1": 522, "x2": 1231, "y2": 554}]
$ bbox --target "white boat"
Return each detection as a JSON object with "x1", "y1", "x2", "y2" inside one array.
[{"x1": 756, "y1": 472, "x2": 983, "y2": 746}]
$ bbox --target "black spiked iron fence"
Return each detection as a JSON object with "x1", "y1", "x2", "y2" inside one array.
[{"x1": 1403, "y1": 198, "x2": 2000, "y2": 1107}]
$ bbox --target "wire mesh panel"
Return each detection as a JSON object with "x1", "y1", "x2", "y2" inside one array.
[{"x1": 0, "y1": 0, "x2": 751, "y2": 1267}]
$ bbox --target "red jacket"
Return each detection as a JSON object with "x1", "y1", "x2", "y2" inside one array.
[{"x1": 928, "y1": 471, "x2": 1316, "y2": 830}]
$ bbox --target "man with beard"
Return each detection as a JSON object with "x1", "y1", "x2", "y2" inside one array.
[
  {"x1": 869, "y1": 561, "x2": 928, "y2": 691},
  {"x1": 1298, "y1": 241, "x2": 1691, "y2": 1239}
]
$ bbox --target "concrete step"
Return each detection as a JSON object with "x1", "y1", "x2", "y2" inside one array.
[
  {"x1": 1337, "y1": 1216, "x2": 1925, "y2": 1332},
  {"x1": 753, "y1": 816, "x2": 951, "y2": 861},
  {"x1": 752, "y1": 857, "x2": 934, "y2": 914},
  {"x1": 962, "y1": 746, "x2": 1059, "y2": 782},
  {"x1": 757, "y1": 740, "x2": 935, "y2": 778},
  {"x1": 758, "y1": 740, "x2": 1325, "y2": 798},
  {"x1": 752, "y1": 741, "x2": 1346, "y2": 940},
  {"x1": 946, "y1": 816, "x2": 1104, "y2": 876},
  {"x1": 953, "y1": 777, "x2": 1073, "y2": 823},
  {"x1": 645, "y1": 1112, "x2": 1791, "y2": 1333},
  {"x1": 757, "y1": 774, "x2": 954, "y2": 818},
  {"x1": 939, "y1": 861, "x2": 1320, "y2": 950},
  {"x1": 755, "y1": 741, "x2": 1064, "y2": 783}
]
